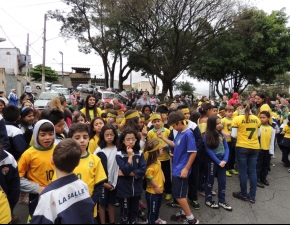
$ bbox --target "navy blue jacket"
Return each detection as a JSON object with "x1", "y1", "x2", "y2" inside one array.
[
  {"x1": 116, "y1": 150, "x2": 146, "y2": 198},
  {"x1": 0, "y1": 116, "x2": 10, "y2": 151},
  {"x1": 5, "y1": 121, "x2": 28, "y2": 161},
  {"x1": 0, "y1": 150, "x2": 20, "y2": 211}
]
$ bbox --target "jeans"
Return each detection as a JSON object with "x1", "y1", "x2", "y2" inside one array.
[
  {"x1": 145, "y1": 192, "x2": 162, "y2": 224},
  {"x1": 256, "y1": 150, "x2": 270, "y2": 181},
  {"x1": 205, "y1": 156, "x2": 226, "y2": 203},
  {"x1": 236, "y1": 147, "x2": 259, "y2": 199}
]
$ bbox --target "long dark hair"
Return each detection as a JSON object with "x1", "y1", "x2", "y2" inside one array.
[
  {"x1": 255, "y1": 93, "x2": 267, "y2": 115},
  {"x1": 144, "y1": 139, "x2": 160, "y2": 167},
  {"x1": 205, "y1": 115, "x2": 221, "y2": 149},
  {"x1": 118, "y1": 129, "x2": 140, "y2": 152},
  {"x1": 89, "y1": 117, "x2": 105, "y2": 139},
  {"x1": 19, "y1": 107, "x2": 35, "y2": 130},
  {"x1": 199, "y1": 103, "x2": 212, "y2": 119},
  {"x1": 84, "y1": 94, "x2": 97, "y2": 122},
  {"x1": 98, "y1": 124, "x2": 118, "y2": 149}
]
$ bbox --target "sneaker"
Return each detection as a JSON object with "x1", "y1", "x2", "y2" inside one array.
[
  {"x1": 229, "y1": 169, "x2": 239, "y2": 175},
  {"x1": 136, "y1": 215, "x2": 148, "y2": 224},
  {"x1": 257, "y1": 180, "x2": 265, "y2": 188},
  {"x1": 170, "y1": 211, "x2": 186, "y2": 221},
  {"x1": 232, "y1": 192, "x2": 248, "y2": 202},
  {"x1": 139, "y1": 200, "x2": 146, "y2": 210},
  {"x1": 247, "y1": 195, "x2": 255, "y2": 204},
  {"x1": 190, "y1": 200, "x2": 200, "y2": 210},
  {"x1": 198, "y1": 191, "x2": 205, "y2": 197},
  {"x1": 218, "y1": 202, "x2": 233, "y2": 211},
  {"x1": 271, "y1": 155, "x2": 276, "y2": 159},
  {"x1": 165, "y1": 194, "x2": 172, "y2": 201},
  {"x1": 155, "y1": 218, "x2": 167, "y2": 224},
  {"x1": 166, "y1": 201, "x2": 180, "y2": 208},
  {"x1": 205, "y1": 200, "x2": 219, "y2": 209},
  {"x1": 139, "y1": 211, "x2": 145, "y2": 217},
  {"x1": 183, "y1": 218, "x2": 200, "y2": 224},
  {"x1": 226, "y1": 170, "x2": 232, "y2": 177},
  {"x1": 212, "y1": 190, "x2": 217, "y2": 196}
]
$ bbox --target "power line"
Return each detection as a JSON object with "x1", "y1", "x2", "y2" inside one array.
[
  {"x1": 14, "y1": 1, "x2": 61, "y2": 8},
  {"x1": 0, "y1": 25, "x2": 16, "y2": 48},
  {"x1": 30, "y1": 33, "x2": 44, "y2": 46},
  {"x1": 0, "y1": 7, "x2": 39, "y2": 36}
]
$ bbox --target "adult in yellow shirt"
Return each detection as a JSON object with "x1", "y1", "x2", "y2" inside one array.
[
  {"x1": 255, "y1": 93, "x2": 273, "y2": 124},
  {"x1": 231, "y1": 102, "x2": 261, "y2": 204},
  {"x1": 80, "y1": 95, "x2": 102, "y2": 122}
]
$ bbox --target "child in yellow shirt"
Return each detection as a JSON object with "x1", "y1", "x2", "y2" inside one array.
[
  {"x1": 88, "y1": 117, "x2": 105, "y2": 154},
  {"x1": 144, "y1": 139, "x2": 166, "y2": 224},
  {"x1": 18, "y1": 120, "x2": 56, "y2": 217}
]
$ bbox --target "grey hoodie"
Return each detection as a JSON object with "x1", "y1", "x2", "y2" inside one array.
[{"x1": 20, "y1": 120, "x2": 55, "y2": 193}]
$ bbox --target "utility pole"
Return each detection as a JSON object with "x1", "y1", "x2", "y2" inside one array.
[
  {"x1": 59, "y1": 51, "x2": 64, "y2": 86},
  {"x1": 41, "y1": 14, "x2": 46, "y2": 92},
  {"x1": 130, "y1": 72, "x2": 132, "y2": 89},
  {"x1": 26, "y1": 33, "x2": 29, "y2": 81}
]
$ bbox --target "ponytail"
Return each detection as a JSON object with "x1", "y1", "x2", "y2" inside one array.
[{"x1": 243, "y1": 101, "x2": 252, "y2": 123}]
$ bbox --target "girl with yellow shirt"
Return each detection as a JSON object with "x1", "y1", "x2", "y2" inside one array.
[
  {"x1": 231, "y1": 101, "x2": 261, "y2": 203},
  {"x1": 144, "y1": 139, "x2": 166, "y2": 224},
  {"x1": 80, "y1": 95, "x2": 102, "y2": 122},
  {"x1": 88, "y1": 117, "x2": 105, "y2": 154},
  {"x1": 280, "y1": 115, "x2": 290, "y2": 167},
  {"x1": 255, "y1": 93, "x2": 272, "y2": 124}
]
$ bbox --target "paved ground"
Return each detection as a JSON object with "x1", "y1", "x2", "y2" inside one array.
[{"x1": 14, "y1": 149, "x2": 290, "y2": 224}]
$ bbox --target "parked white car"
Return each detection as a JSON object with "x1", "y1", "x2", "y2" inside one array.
[
  {"x1": 55, "y1": 88, "x2": 71, "y2": 104},
  {"x1": 34, "y1": 92, "x2": 62, "y2": 110}
]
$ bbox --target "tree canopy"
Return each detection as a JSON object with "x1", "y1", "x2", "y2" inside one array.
[
  {"x1": 174, "y1": 81, "x2": 196, "y2": 96},
  {"x1": 189, "y1": 8, "x2": 290, "y2": 98},
  {"x1": 30, "y1": 65, "x2": 59, "y2": 82}
]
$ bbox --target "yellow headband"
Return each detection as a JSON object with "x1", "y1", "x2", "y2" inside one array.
[
  {"x1": 121, "y1": 111, "x2": 140, "y2": 126},
  {"x1": 147, "y1": 142, "x2": 163, "y2": 153},
  {"x1": 116, "y1": 117, "x2": 124, "y2": 123},
  {"x1": 107, "y1": 113, "x2": 117, "y2": 118},
  {"x1": 140, "y1": 117, "x2": 145, "y2": 122},
  {"x1": 150, "y1": 113, "x2": 161, "y2": 121},
  {"x1": 181, "y1": 108, "x2": 190, "y2": 114},
  {"x1": 219, "y1": 110, "x2": 225, "y2": 113}
]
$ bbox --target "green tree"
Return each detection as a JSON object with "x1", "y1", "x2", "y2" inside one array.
[
  {"x1": 30, "y1": 65, "x2": 59, "y2": 82},
  {"x1": 189, "y1": 8, "x2": 290, "y2": 98},
  {"x1": 116, "y1": 0, "x2": 238, "y2": 97},
  {"x1": 174, "y1": 81, "x2": 196, "y2": 96},
  {"x1": 48, "y1": 0, "x2": 133, "y2": 89}
]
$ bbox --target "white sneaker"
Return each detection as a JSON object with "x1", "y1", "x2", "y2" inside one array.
[{"x1": 155, "y1": 218, "x2": 167, "y2": 224}]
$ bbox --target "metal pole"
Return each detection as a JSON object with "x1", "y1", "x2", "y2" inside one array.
[
  {"x1": 59, "y1": 51, "x2": 64, "y2": 86},
  {"x1": 41, "y1": 14, "x2": 46, "y2": 93},
  {"x1": 26, "y1": 33, "x2": 29, "y2": 81}
]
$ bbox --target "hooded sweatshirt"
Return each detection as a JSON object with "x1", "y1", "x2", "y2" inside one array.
[
  {"x1": 228, "y1": 92, "x2": 240, "y2": 107},
  {"x1": 18, "y1": 120, "x2": 56, "y2": 194}
]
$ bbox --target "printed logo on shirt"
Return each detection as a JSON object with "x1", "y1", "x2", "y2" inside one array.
[
  {"x1": 2, "y1": 167, "x2": 9, "y2": 175},
  {"x1": 136, "y1": 158, "x2": 139, "y2": 164},
  {"x1": 89, "y1": 162, "x2": 93, "y2": 168},
  {"x1": 177, "y1": 139, "x2": 181, "y2": 146}
]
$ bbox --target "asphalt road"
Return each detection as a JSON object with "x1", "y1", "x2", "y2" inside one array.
[{"x1": 13, "y1": 148, "x2": 290, "y2": 224}]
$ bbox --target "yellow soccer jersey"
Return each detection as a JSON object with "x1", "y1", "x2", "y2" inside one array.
[
  {"x1": 232, "y1": 115, "x2": 261, "y2": 150},
  {"x1": 74, "y1": 152, "x2": 107, "y2": 217},
  {"x1": 80, "y1": 107, "x2": 102, "y2": 121},
  {"x1": 147, "y1": 127, "x2": 170, "y2": 161},
  {"x1": 88, "y1": 135, "x2": 99, "y2": 154},
  {"x1": 146, "y1": 161, "x2": 164, "y2": 194},
  {"x1": 197, "y1": 119, "x2": 207, "y2": 134},
  {"x1": 221, "y1": 117, "x2": 233, "y2": 142},
  {"x1": 18, "y1": 145, "x2": 56, "y2": 186},
  {"x1": 0, "y1": 187, "x2": 11, "y2": 224},
  {"x1": 260, "y1": 125, "x2": 274, "y2": 150},
  {"x1": 283, "y1": 125, "x2": 290, "y2": 139}
]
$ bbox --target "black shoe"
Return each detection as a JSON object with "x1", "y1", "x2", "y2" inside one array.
[
  {"x1": 257, "y1": 181, "x2": 265, "y2": 188},
  {"x1": 190, "y1": 200, "x2": 200, "y2": 210},
  {"x1": 261, "y1": 179, "x2": 269, "y2": 186},
  {"x1": 232, "y1": 192, "x2": 248, "y2": 202}
]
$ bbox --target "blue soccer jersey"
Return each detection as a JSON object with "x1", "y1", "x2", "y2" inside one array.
[{"x1": 172, "y1": 128, "x2": 197, "y2": 177}]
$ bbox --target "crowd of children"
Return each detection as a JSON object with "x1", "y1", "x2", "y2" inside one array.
[{"x1": 0, "y1": 90, "x2": 289, "y2": 224}]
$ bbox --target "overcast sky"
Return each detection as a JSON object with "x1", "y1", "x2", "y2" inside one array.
[{"x1": 0, "y1": 0, "x2": 289, "y2": 95}]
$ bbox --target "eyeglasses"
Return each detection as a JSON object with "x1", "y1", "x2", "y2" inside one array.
[
  {"x1": 125, "y1": 138, "x2": 136, "y2": 142},
  {"x1": 104, "y1": 134, "x2": 115, "y2": 137}
]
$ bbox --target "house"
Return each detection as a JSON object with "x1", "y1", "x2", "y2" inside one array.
[{"x1": 132, "y1": 81, "x2": 159, "y2": 95}]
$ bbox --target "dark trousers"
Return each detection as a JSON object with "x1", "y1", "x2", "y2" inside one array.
[
  {"x1": 145, "y1": 192, "x2": 162, "y2": 224},
  {"x1": 119, "y1": 196, "x2": 140, "y2": 224},
  {"x1": 281, "y1": 146, "x2": 290, "y2": 166},
  {"x1": 161, "y1": 160, "x2": 172, "y2": 194},
  {"x1": 205, "y1": 157, "x2": 226, "y2": 203},
  {"x1": 256, "y1": 150, "x2": 270, "y2": 181},
  {"x1": 227, "y1": 141, "x2": 236, "y2": 170},
  {"x1": 188, "y1": 155, "x2": 199, "y2": 201},
  {"x1": 198, "y1": 157, "x2": 207, "y2": 192},
  {"x1": 28, "y1": 193, "x2": 39, "y2": 216}
]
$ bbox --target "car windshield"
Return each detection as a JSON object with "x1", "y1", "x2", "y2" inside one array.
[
  {"x1": 56, "y1": 89, "x2": 69, "y2": 95},
  {"x1": 103, "y1": 93, "x2": 115, "y2": 99},
  {"x1": 38, "y1": 92, "x2": 59, "y2": 100}
]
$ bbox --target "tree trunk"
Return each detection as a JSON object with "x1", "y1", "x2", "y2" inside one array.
[
  {"x1": 162, "y1": 81, "x2": 170, "y2": 99},
  {"x1": 110, "y1": 72, "x2": 114, "y2": 88},
  {"x1": 168, "y1": 83, "x2": 174, "y2": 98},
  {"x1": 101, "y1": 56, "x2": 109, "y2": 88},
  {"x1": 118, "y1": 67, "x2": 132, "y2": 90}
]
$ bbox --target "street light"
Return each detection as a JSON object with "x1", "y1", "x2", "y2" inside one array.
[{"x1": 59, "y1": 51, "x2": 64, "y2": 85}]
